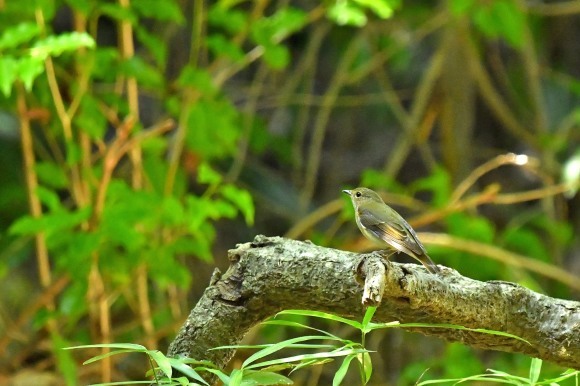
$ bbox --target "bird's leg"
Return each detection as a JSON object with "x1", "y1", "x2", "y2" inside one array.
[{"x1": 376, "y1": 249, "x2": 396, "y2": 260}]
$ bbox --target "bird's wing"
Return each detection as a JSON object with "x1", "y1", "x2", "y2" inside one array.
[{"x1": 358, "y1": 207, "x2": 425, "y2": 256}]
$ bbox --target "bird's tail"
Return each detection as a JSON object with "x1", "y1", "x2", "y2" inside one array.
[{"x1": 417, "y1": 254, "x2": 440, "y2": 274}]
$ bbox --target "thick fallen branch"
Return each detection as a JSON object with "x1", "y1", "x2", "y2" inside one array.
[{"x1": 167, "y1": 235, "x2": 580, "y2": 374}]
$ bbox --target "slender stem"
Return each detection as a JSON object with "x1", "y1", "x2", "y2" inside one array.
[
  {"x1": 226, "y1": 62, "x2": 268, "y2": 182},
  {"x1": 16, "y1": 84, "x2": 54, "y2": 306},
  {"x1": 449, "y1": 153, "x2": 535, "y2": 205},
  {"x1": 383, "y1": 34, "x2": 446, "y2": 177},
  {"x1": 419, "y1": 232, "x2": 580, "y2": 291},
  {"x1": 301, "y1": 35, "x2": 361, "y2": 210},
  {"x1": 35, "y1": 8, "x2": 85, "y2": 205}
]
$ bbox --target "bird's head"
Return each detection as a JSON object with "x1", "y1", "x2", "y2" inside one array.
[{"x1": 342, "y1": 187, "x2": 384, "y2": 207}]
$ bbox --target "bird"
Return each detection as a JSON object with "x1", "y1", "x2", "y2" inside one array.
[{"x1": 343, "y1": 187, "x2": 440, "y2": 274}]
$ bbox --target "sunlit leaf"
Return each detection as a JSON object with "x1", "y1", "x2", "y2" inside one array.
[
  {"x1": 0, "y1": 56, "x2": 18, "y2": 96},
  {"x1": 197, "y1": 162, "x2": 222, "y2": 185},
  {"x1": 149, "y1": 350, "x2": 172, "y2": 378},
  {"x1": 529, "y1": 357, "x2": 542, "y2": 384},
  {"x1": 327, "y1": 2, "x2": 367, "y2": 27},
  {"x1": 353, "y1": 0, "x2": 397, "y2": 19},
  {"x1": 30, "y1": 32, "x2": 95, "y2": 59},
  {"x1": 221, "y1": 184, "x2": 255, "y2": 225},
  {"x1": 277, "y1": 310, "x2": 362, "y2": 330},
  {"x1": 0, "y1": 22, "x2": 40, "y2": 50},
  {"x1": 16, "y1": 56, "x2": 44, "y2": 91}
]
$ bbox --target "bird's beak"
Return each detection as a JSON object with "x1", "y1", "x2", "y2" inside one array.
[{"x1": 342, "y1": 189, "x2": 351, "y2": 196}]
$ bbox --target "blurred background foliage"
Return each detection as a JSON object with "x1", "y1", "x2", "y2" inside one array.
[{"x1": 0, "y1": 0, "x2": 579, "y2": 384}]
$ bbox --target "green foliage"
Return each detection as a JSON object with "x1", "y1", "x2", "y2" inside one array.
[
  {"x1": 1, "y1": 0, "x2": 578, "y2": 384},
  {"x1": 327, "y1": 0, "x2": 400, "y2": 26},
  {"x1": 410, "y1": 167, "x2": 451, "y2": 208},
  {"x1": 66, "y1": 309, "x2": 560, "y2": 385},
  {"x1": 0, "y1": 22, "x2": 95, "y2": 96},
  {"x1": 450, "y1": 0, "x2": 526, "y2": 48},
  {"x1": 417, "y1": 358, "x2": 579, "y2": 385},
  {"x1": 1, "y1": 0, "x2": 261, "y2": 381}
]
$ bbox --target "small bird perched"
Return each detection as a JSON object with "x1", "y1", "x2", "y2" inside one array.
[{"x1": 343, "y1": 187, "x2": 440, "y2": 274}]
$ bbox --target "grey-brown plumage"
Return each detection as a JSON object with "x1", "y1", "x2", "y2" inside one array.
[{"x1": 343, "y1": 187, "x2": 440, "y2": 274}]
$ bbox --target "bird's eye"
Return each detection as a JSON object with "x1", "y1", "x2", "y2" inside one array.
[{"x1": 355, "y1": 192, "x2": 362, "y2": 197}]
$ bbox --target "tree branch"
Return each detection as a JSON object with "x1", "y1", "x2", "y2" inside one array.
[{"x1": 167, "y1": 235, "x2": 580, "y2": 375}]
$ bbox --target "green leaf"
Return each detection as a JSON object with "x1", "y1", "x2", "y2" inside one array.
[
  {"x1": 361, "y1": 306, "x2": 376, "y2": 332},
  {"x1": 185, "y1": 99, "x2": 240, "y2": 160},
  {"x1": 277, "y1": 310, "x2": 362, "y2": 330},
  {"x1": 98, "y1": 3, "x2": 137, "y2": 23},
  {"x1": 399, "y1": 322, "x2": 530, "y2": 344},
  {"x1": 203, "y1": 368, "x2": 231, "y2": 385},
  {"x1": 208, "y1": 6, "x2": 247, "y2": 34},
  {"x1": 65, "y1": 343, "x2": 148, "y2": 351},
  {"x1": 166, "y1": 358, "x2": 210, "y2": 385},
  {"x1": 221, "y1": 184, "x2": 255, "y2": 225},
  {"x1": 66, "y1": 141, "x2": 82, "y2": 165},
  {"x1": 197, "y1": 162, "x2": 222, "y2": 185},
  {"x1": 327, "y1": 2, "x2": 367, "y2": 27},
  {"x1": 76, "y1": 94, "x2": 106, "y2": 140},
  {"x1": 411, "y1": 166, "x2": 451, "y2": 208},
  {"x1": 333, "y1": 355, "x2": 355, "y2": 386},
  {"x1": 245, "y1": 348, "x2": 370, "y2": 370},
  {"x1": 251, "y1": 7, "x2": 307, "y2": 44},
  {"x1": 64, "y1": 0, "x2": 93, "y2": 14},
  {"x1": 0, "y1": 56, "x2": 18, "y2": 96},
  {"x1": 243, "y1": 370, "x2": 293, "y2": 385},
  {"x1": 35, "y1": 162, "x2": 69, "y2": 189},
  {"x1": 241, "y1": 335, "x2": 339, "y2": 368},
  {"x1": 0, "y1": 22, "x2": 40, "y2": 50},
  {"x1": 176, "y1": 67, "x2": 217, "y2": 95},
  {"x1": 30, "y1": 32, "x2": 95, "y2": 59},
  {"x1": 135, "y1": 25, "x2": 167, "y2": 66},
  {"x1": 149, "y1": 350, "x2": 172, "y2": 378},
  {"x1": 9, "y1": 206, "x2": 91, "y2": 237},
  {"x1": 206, "y1": 34, "x2": 245, "y2": 62},
  {"x1": 446, "y1": 213, "x2": 495, "y2": 244},
  {"x1": 120, "y1": 56, "x2": 164, "y2": 89},
  {"x1": 35, "y1": 185, "x2": 62, "y2": 211},
  {"x1": 471, "y1": 0, "x2": 524, "y2": 49},
  {"x1": 492, "y1": 0, "x2": 525, "y2": 48},
  {"x1": 353, "y1": 0, "x2": 397, "y2": 19},
  {"x1": 449, "y1": 0, "x2": 475, "y2": 16},
  {"x1": 501, "y1": 227, "x2": 550, "y2": 262},
  {"x1": 360, "y1": 351, "x2": 372, "y2": 383},
  {"x1": 133, "y1": 0, "x2": 184, "y2": 23},
  {"x1": 262, "y1": 320, "x2": 341, "y2": 339},
  {"x1": 52, "y1": 333, "x2": 77, "y2": 386},
  {"x1": 92, "y1": 47, "x2": 120, "y2": 80},
  {"x1": 16, "y1": 56, "x2": 45, "y2": 91},
  {"x1": 263, "y1": 44, "x2": 290, "y2": 70},
  {"x1": 360, "y1": 169, "x2": 405, "y2": 194},
  {"x1": 529, "y1": 357, "x2": 542, "y2": 384}
]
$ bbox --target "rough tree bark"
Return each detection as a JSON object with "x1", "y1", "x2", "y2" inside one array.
[{"x1": 167, "y1": 235, "x2": 580, "y2": 378}]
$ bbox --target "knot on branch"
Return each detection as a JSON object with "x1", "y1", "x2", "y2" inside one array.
[{"x1": 354, "y1": 252, "x2": 391, "y2": 307}]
